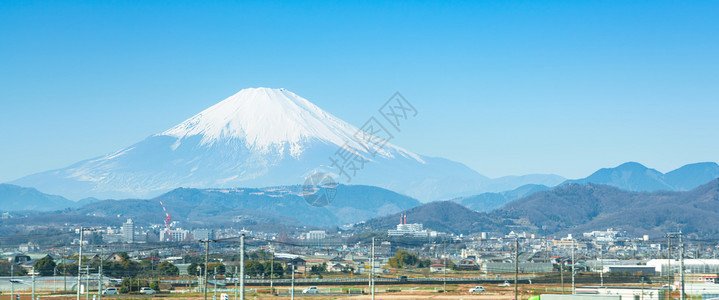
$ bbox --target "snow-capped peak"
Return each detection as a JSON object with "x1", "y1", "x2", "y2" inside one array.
[{"x1": 160, "y1": 87, "x2": 421, "y2": 161}]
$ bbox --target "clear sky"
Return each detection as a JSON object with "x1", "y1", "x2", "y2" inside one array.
[{"x1": 1, "y1": 1, "x2": 718, "y2": 183}]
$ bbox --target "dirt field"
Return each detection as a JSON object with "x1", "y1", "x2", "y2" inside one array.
[{"x1": 3, "y1": 282, "x2": 669, "y2": 300}]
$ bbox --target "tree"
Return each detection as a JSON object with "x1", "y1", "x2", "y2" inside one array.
[
  {"x1": 244, "y1": 261, "x2": 264, "y2": 277},
  {"x1": 183, "y1": 255, "x2": 203, "y2": 263},
  {"x1": 188, "y1": 263, "x2": 204, "y2": 276},
  {"x1": 150, "y1": 281, "x2": 160, "y2": 292},
  {"x1": 262, "y1": 261, "x2": 284, "y2": 278},
  {"x1": 34, "y1": 256, "x2": 56, "y2": 276},
  {"x1": 97, "y1": 261, "x2": 126, "y2": 277},
  {"x1": 56, "y1": 263, "x2": 77, "y2": 276},
  {"x1": 310, "y1": 263, "x2": 327, "y2": 275},
  {"x1": 87, "y1": 232, "x2": 104, "y2": 245},
  {"x1": 118, "y1": 252, "x2": 130, "y2": 261},
  {"x1": 158, "y1": 261, "x2": 179, "y2": 276},
  {"x1": 0, "y1": 261, "x2": 28, "y2": 276},
  {"x1": 207, "y1": 263, "x2": 225, "y2": 276},
  {"x1": 417, "y1": 259, "x2": 432, "y2": 268},
  {"x1": 388, "y1": 250, "x2": 420, "y2": 268},
  {"x1": 120, "y1": 259, "x2": 141, "y2": 277},
  {"x1": 139, "y1": 259, "x2": 155, "y2": 273},
  {"x1": 247, "y1": 249, "x2": 273, "y2": 261}
]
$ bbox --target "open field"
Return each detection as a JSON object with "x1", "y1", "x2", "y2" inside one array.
[{"x1": 0, "y1": 281, "x2": 675, "y2": 300}]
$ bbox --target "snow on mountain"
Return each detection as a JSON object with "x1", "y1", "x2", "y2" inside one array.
[
  {"x1": 10, "y1": 87, "x2": 556, "y2": 201},
  {"x1": 160, "y1": 88, "x2": 420, "y2": 161}
]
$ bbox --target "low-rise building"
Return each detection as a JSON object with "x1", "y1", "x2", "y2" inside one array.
[
  {"x1": 430, "y1": 263, "x2": 447, "y2": 273},
  {"x1": 456, "y1": 258, "x2": 480, "y2": 270}
]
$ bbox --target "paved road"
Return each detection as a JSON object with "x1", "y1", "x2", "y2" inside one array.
[{"x1": 168, "y1": 276, "x2": 533, "y2": 287}]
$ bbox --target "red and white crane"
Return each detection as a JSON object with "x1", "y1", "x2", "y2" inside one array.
[{"x1": 159, "y1": 199, "x2": 172, "y2": 241}]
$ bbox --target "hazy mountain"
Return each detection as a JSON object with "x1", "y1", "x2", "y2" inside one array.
[
  {"x1": 356, "y1": 201, "x2": 504, "y2": 235},
  {"x1": 664, "y1": 162, "x2": 719, "y2": 191},
  {"x1": 11, "y1": 88, "x2": 495, "y2": 202},
  {"x1": 497, "y1": 179, "x2": 719, "y2": 237},
  {"x1": 564, "y1": 162, "x2": 670, "y2": 191},
  {"x1": 357, "y1": 178, "x2": 719, "y2": 238},
  {"x1": 564, "y1": 162, "x2": 719, "y2": 192},
  {"x1": 73, "y1": 184, "x2": 421, "y2": 227},
  {"x1": 0, "y1": 184, "x2": 76, "y2": 211},
  {"x1": 457, "y1": 184, "x2": 551, "y2": 212},
  {"x1": 477, "y1": 174, "x2": 564, "y2": 193}
]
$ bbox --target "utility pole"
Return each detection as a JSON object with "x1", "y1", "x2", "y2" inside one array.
[
  {"x1": 77, "y1": 227, "x2": 84, "y2": 300},
  {"x1": 240, "y1": 234, "x2": 245, "y2": 300},
  {"x1": 443, "y1": 254, "x2": 447, "y2": 293},
  {"x1": 371, "y1": 237, "x2": 375, "y2": 300},
  {"x1": 98, "y1": 245, "x2": 104, "y2": 300},
  {"x1": 233, "y1": 266, "x2": 238, "y2": 300},
  {"x1": 641, "y1": 277, "x2": 645, "y2": 300},
  {"x1": 515, "y1": 238, "x2": 519, "y2": 300},
  {"x1": 599, "y1": 245, "x2": 604, "y2": 287},
  {"x1": 667, "y1": 234, "x2": 672, "y2": 287},
  {"x1": 85, "y1": 266, "x2": 90, "y2": 300},
  {"x1": 290, "y1": 264, "x2": 295, "y2": 300},
  {"x1": 560, "y1": 260, "x2": 564, "y2": 294},
  {"x1": 32, "y1": 267, "x2": 36, "y2": 300},
  {"x1": 270, "y1": 251, "x2": 274, "y2": 295},
  {"x1": 214, "y1": 267, "x2": 217, "y2": 300},
  {"x1": 368, "y1": 247, "x2": 371, "y2": 291},
  {"x1": 201, "y1": 239, "x2": 215, "y2": 300},
  {"x1": 571, "y1": 240, "x2": 575, "y2": 295},
  {"x1": 10, "y1": 263, "x2": 14, "y2": 300},
  {"x1": 97, "y1": 267, "x2": 101, "y2": 300},
  {"x1": 204, "y1": 241, "x2": 209, "y2": 300},
  {"x1": 54, "y1": 266, "x2": 58, "y2": 292},
  {"x1": 64, "y1": 249, "x2": 68, "y2": 292},
  {"x1": 666, "y1": 232, "x2": 679, "y2": 300},
  {"x1": 197, "y1": 267, "x2": 202, "y2": 293},
  {"x1": 680, "y1": 231, "x2": 685, "y2": 300}
]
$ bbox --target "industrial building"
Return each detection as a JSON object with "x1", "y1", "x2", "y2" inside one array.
[{"x1": 646, "y1": 259, "x2": 719, "y2": 274}]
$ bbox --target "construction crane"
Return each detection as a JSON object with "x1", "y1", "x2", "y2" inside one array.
[{"x1": 159, "y1": 199, "x2": 172, "y2": 241}]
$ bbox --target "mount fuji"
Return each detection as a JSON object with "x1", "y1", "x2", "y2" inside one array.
[{"x1": 11, "y1": 88, "x2": 562, "y2": 201}]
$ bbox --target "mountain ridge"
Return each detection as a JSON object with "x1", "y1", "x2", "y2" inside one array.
[
  {"x1": 71, "y1": 184, "x2": 421, "y2": 227},
  {"x1": 356, "y1": 201, "x2": 504, "y2": 235},
  {"x1": 0, "y1": 184, "x2": 77, "y2": 211},
  {"x1": 10, "y1": 87, "x2": 560, "y2": 202},
  {"x1": 358, "y1": 178, "x2": 719, "y2": 238},
  {"x1": 456, "y1": 184, "x2": 552, "y2": 212},
  {"x1": 496, "y1": 178, "x2": 719, "y2": 237},
  {"x1": 563, "y1": 161, "x2": 719, "y2": 192}
]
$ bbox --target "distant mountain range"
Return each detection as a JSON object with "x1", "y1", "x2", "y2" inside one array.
[
  {"x1": 4, "y1": 160, "x2": 719, "y2": 237},
  {"x1": 454, "y1": 162, "x2": 719, "y2": 213},
  {"x1": 16, "y1": 88, "x2": 712, "y2": 204},
  {"x1": 496, "y1": 178, "x2": 719, "y2": 237},
  {"x1": 565, "y1": 161, "x2": 719, "y2": 192},
  {"x1": 455, "y1": 184, "x2": 551, "y2": 212},
  {"x1": 357, "y1": 178, "x2": 719, "y2": 238},
  {"x1": 9, "y1": 87, "x2": 562, "y2": 202},
  {"x1": 356, "y1": 201, "x2": 504, "y2": 235},
  {"x1": 0, "y1": 184, "x2": 77, "y2": 211},
  {"x1": 71, "y1": 184, "x2": 420, "y2": 227}
]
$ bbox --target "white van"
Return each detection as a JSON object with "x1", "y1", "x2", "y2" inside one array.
[{"x1": 302, "y1": 286, "x2": 319, "y2": 294}]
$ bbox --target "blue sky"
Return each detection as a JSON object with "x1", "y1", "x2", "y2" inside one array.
[{"x1": 1, "y1": 1, "x2": 718, "y2": 182}]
